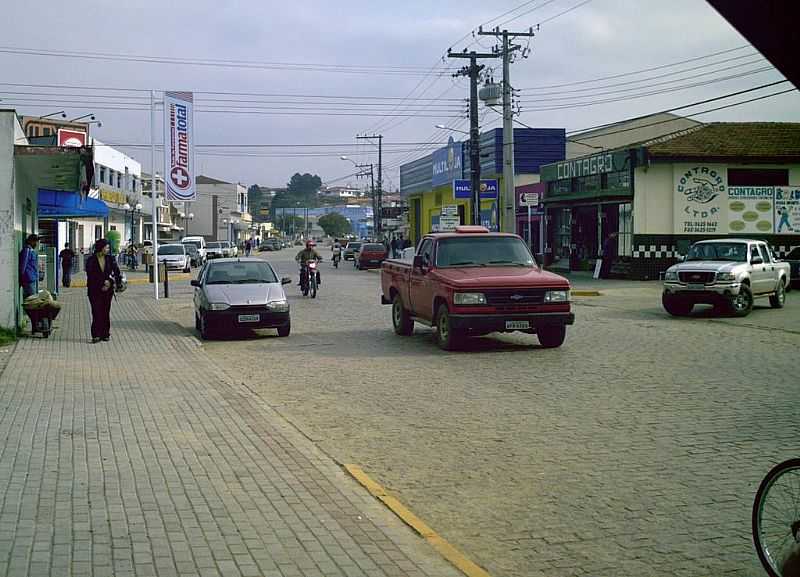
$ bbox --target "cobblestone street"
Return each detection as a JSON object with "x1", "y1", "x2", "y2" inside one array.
[{"x1": 158, "y1": 249, "x2": 799, "y2": 577}]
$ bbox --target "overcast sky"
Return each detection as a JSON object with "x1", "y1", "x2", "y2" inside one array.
[{"x1": 3, "y1": 0, "x2": 798, "y2": 191}]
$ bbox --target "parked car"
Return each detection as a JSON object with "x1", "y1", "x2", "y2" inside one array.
[
  {"x1": 343, "y1": 241, "x2": 362, "y2": 261},
  {"x1": 207, "y1": 241, "x2": 226, "y2": 259},
  {"x1": 191, "y1": 258, "x2": 292, "y2": 339},
  {"x1": 226, "y1": 242, "x2": 239, "y2": 257},
  {"x1": 181, "y1": 236, "x2": 207, "y2": 263},
  {"x1": 157, "y1": 244, "x2": 191, "y2": 273},
  {"x1": 184, "y1": 244, "x2": 202, "y2": 268},
  {"x1": 356, "y1": 243, "x2": 387, "y2": 270},
  {"x1": 260, "y1": 238, "x2": 280, "y2": 251},
  {"x1": 380, "y1": 226, "x2": 574, "y2": 350},
  {"x1": 783, "y1": 246, "x2": 800, "y2": 289},
  {"x1": 662, "y1": 239, "x2": 790, "y2": 317}
]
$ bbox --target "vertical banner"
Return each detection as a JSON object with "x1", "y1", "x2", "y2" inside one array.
[
  {"x1": 775, "y1": 186, "x2": 800, "y2": 234},
  {"x1": 164, "y1": 91, "x2": 196, "y2": 202},
  {"x1": 727, "y1": 186, "x2": 774, "y2": 234},
  {"x1": 673, "y1": 164, "x2": 727, "y2": 234}
]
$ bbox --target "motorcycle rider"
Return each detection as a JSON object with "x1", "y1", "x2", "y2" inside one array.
[
  {"x1": 295, "y1": 240, "x2": 322, "y2": 287},
  {"x1": 332, "y1": 238, "x2": 342, "y2": 266}
]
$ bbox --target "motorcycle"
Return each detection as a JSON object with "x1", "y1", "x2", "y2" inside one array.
[
  {"x1": 332, "y1": 250, "x2": 341, "y2": 268},
  {"x1": 299, "y1": 260, "x2": 320, "y2": 298}
]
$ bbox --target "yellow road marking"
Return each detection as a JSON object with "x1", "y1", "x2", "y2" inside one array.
[{"x1": 344, "y1": 464, "x2": 492, "y2": 577}]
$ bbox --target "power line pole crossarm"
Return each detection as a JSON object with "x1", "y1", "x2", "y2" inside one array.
[
  {"x1": 447, "y1": 49, "x2": 497, "y2": 226},
  {"x1": 477, "y1": 26, "x2": 536, "y2": 234}
]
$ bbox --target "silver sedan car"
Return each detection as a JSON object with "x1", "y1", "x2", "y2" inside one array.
[{"x1": 191, "y1": 258, "x2": 292, "y2": 339}]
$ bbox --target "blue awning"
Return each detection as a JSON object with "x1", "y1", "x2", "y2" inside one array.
[{"x1": 38, "y1": 188, "x2": 109, "y2": 218}]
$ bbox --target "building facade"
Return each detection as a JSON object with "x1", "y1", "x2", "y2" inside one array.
[
  {"x1": 194, "y1": 175, "x2": 253, "y2": 243},
  {"x1": 540, "y1": 122, "x2": 800, "y2": 279}
]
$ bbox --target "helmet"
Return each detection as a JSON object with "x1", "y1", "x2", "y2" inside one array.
[{"x1": 306, "y1": 240, "x2": 316, "y2": 248}]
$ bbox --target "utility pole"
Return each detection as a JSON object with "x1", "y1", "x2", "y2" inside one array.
[
  {"x1": 354, "y1": 163, "x2": 376, "y2": 234},
  {"x1": 477, "y1": 26, "x2": 535, "y2": 233},
  {"x1": 356, "y1": 134, "x2": 382, "y2": 237},
  {"x1": 448, "y1": 49, "x2": 497, "y2": 225}
]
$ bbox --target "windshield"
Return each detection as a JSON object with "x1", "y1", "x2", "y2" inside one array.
[
  {"x1": 208, "y1": 242, "x2": 223, "y2": 249},
  {"x1": 435, "y1": 237, "x2": 535, "y2": 268},
  {"x1": 686, "y1": 243, "x2": 748, "y2": 262},
  {"x1": 158, "y1": 245, "x2": 184, "y2": 255},
  {"x1": 204, "y1": 262, "x2": 278, "y2": 284}
]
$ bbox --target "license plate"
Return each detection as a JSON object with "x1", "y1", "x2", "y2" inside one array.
[
  {"x1": 687, "y1": 283, "x2": 705, "y2": 291},
  {"x1": 238, "y1": 314, "x2": 260, "y2": 323},
  {"x1": 505, "y1": 320, "x2": 530, "y2": 330}
]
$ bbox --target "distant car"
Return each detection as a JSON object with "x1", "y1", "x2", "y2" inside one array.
[
  {"x1": 784, "y1": 246, "x2": 800, "y2": 289},
  {"x1": 157, "y1": 244, "x2": 191, "y2": 273},
  {"x1": 226, "y1": 242, "x2": 239, "y2": 257},
  {"x1": 181, "y1": 236, "x2": 207, "y2": 263},
  {"x1": 356, "y1": 243, "x2": 388, "y2": 270},
  {"x1": 184, "y1": 244, "x2": 202, "y2": 268},
  {"x1": 207, "y1": 241, "x2": 226, "y2": 259},
  {"x1": 343, "y1": 241, "x2": 362, "y2": 261},
  {"x1": 191, "y1": 258, "x2": 292, "y2": 339},
  {"x1": 260, "y1": 238, "x2": 280, "y2": 251}
]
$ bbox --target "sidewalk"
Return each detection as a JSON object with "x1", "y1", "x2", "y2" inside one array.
[{"x1": 0, "y1": 286, "x2": 460, "y2": 577}]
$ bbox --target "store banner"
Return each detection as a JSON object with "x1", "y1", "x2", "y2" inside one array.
[
  {"x1": 452, "y1": 179, "x2": 499, "y2": 200},
  {"x1": 673, "y1": 164, "x2": 727, "y2": 235},
  {"x1": 164, "y1": 91, "x2": 196, "y2": 202},
  {"x1": 728, "y1": 187, "x2": 774, "y2": 234},
  {"x1": 775, "y1": 186, "x2": 800, "y2": 234},
  {"x1": 432, "y1": 137, "x2": 463, "y2": 187}
]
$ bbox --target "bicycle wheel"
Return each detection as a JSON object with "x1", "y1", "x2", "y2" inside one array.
[{"x1": 753, "y1": 458, "x2": 800, "y2": 577}]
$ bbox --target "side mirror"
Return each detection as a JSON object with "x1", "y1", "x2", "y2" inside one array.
[
  {"x1": 751, "y1": 256, "x2": 763, "y2": 265},
  {"x1": 281, "y1": 277, "x2": 292, "y2": 285},
  {"x1": 190, "y1": 279, "x2": 200, "y2": 287}
]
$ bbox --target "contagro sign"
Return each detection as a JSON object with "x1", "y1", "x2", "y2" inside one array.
[
  {"x1": 556, "y1": 152, "x2": 615, "y2": 179},
  {"x1": 164, "y1": 91, "x2": 196, "y2": 202}
]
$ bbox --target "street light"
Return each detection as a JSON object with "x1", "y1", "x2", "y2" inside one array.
[
  {"x1": 435, "y1": 124, "x2": 469, "y2": 135},
  {"x1": 39, "y1": 111, "x2": 66, "y2": 119},
  {"x1": 70, "y1": 113, "x2": 96, "y2": 122}
]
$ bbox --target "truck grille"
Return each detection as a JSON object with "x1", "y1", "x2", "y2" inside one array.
[
  {"x1": 484, "y1": 288, "x2": 546, "y2": 307},
  {"x1": 678, "y1": 271, "x2": 716, "y2": 284}
]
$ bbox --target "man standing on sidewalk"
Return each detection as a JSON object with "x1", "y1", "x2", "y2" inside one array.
[
  {"x1": 18, "y1": 234, "x2": 39, "y2": 298},
  {"x1": 59, "y1": 242, "x2": 75, "y2": 287},
  {"x1": 600, "y1": 232, "x2": 618, "y2": 279}
]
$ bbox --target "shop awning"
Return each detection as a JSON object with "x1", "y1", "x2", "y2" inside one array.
[{"x1": 37, "y1": 188, "x2": 109, "y2": 218}]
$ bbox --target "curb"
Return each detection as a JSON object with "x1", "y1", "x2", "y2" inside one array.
[
  {"x1": 70, "y1": 273, "x2": 192, "y2": 288},
  {"x1": 344, "y1": 464, "x2": 492, "y2": 577}
]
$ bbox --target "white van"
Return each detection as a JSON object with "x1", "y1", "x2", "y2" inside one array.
[{"x1": 181, "y1": 236, "x2": 207, "y2": 263}]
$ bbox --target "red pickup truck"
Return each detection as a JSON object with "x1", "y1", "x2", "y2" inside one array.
[{"x1": 381, "y1": 226, "x2": 575, "y2": 350}]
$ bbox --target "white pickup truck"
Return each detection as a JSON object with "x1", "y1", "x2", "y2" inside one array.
[{"x1": 662, "y1": 238, "x2": 790, "y2": 317}]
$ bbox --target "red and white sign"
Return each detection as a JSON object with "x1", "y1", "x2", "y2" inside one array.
[
  {"x1": 57, "y1": 128, "x2": 87, "y2": 147},
  {"x1": 164, "y1": 91, "x2": 196, "y2": 202},
  {"x1": 519, "y1": 192, "x2": 539, "y2": 207}
]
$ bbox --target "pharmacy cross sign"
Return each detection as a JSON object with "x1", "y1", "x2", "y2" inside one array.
[{"x1": 171, "y1": 166, "x2": 189, "y2": 187}]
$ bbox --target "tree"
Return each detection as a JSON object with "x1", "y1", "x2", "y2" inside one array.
[
  {"x1": 318, "y1": 212, "x2": 352, "y2": 238},
  {"x1": 287, "y1": 173, "x2": 322, "y2": 197},
  {"x1": 248, "y1": 185, "x2": 264, "y2": 220}
]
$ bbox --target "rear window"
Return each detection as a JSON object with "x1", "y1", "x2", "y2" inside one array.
[
  {"x1": 158, "y1": 245, "x2": 185, "y2": 255},
  {"x1": 363, "y1": 244, "x2": 385, "y2": 252},
  {"x1": 208, "y1": 242, "x2": 223, "y2": 249},
  {"x1": 182, "y1": 240, "x2": 202, "y2": 248}
]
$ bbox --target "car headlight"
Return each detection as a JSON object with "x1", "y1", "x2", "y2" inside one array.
[
  {"x1": 208, "y1": 303, "x2": 230, "y2": 311},
  {"x1": 454, "y1": 292, "x2": 486, "y2": 305},
  {"x1": 266, "y1": 300, "x2": 289, "y2": 312},
  {"x1": 716, "y1": 272, "x2": 736, "y2": 282},
  {"x1": 544, "y1": 290, "x2": 570, "y2": 302},
  {"x1": 664, "y1": 270, "x2": 678, "y2": 281}
]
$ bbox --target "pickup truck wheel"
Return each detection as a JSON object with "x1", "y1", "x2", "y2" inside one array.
[
  {"x1": 434, "y1": 305, "x2": 461, "y2": 351},
  {"x1": 537, "y1": 325, "x2": 566, "y2": 348},
  {"x1": 728, "y1": 284, "x2": 753, "y2": 317},
  {"x1": 392, "y1": 295, "x2": 414, "y2": 336},
  {"x1": 769, "y1": 279, "x2": 786, "y2": 308},
  {"x1": 662, "y1": 294, "x2": 693, "y2": 317}
]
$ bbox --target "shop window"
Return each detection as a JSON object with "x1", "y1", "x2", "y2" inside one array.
[
  {"x1": 728, "y1": 168, "x2": 788, "y2": 186},
  {"x1": 117, "y1": 173, "x2": 122, "y2": 188},
  {"x1": 606, "y1": 171, "x2": 630, "y2": 191},
  {"x1": 554, "y1": 208, "x2": 572, "y2": 261},
  {"x1": 617, "y1": 203, "x2": 632, "y2": 257},
  {"x1": 99, "y1": 166, "x2": 106, "y2": 184},
  {"x1": 94, "y1": 225, "x2": 103, "y2": 240}
]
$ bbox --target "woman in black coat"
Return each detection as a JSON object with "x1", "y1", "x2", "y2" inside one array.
[{"x1": 85, "y1": 238, "x2": 122, "y2": 343}]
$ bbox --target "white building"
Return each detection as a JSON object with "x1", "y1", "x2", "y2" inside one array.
[
  {"x1": 192, "y1": 175, "x2": 252, "y2": 242},
  {"x1": 320, "y1": 185, "x2": 361, "y2": 199}
]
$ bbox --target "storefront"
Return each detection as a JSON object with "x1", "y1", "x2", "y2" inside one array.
[
  {"x1": 540, "y1": 149, "x2": 637, "y2": 274},
  {"x1": 540, "y1": 123, "x2": 800, "y2": 279},
  {"x1": 401, "y1": 128, "x2": 565, "y2": 245}
]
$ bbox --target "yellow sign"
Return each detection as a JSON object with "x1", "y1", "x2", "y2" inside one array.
[{"x1": 99, "y1": 188, "x2": 127, "y2": 205}]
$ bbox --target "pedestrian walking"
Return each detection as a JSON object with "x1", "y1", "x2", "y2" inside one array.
[
  {"x1": 59, "y1": 242, "x2": 76, "y2": 287},
  {"x1": 390, "y1": 237, "x2": 399, "y2": 259},
  {"x1": 245, "y1": 239, "x2": 252, "y2": 257},
  {"x1": 600, "y1": 232, "x2": 618, "y2": 279},
  {"x1": 85, "y1": 238, "x2": 122, "y2": 343},
  {"x1": 18, "y1": 234, "x2": 39, "y2": 298}
]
